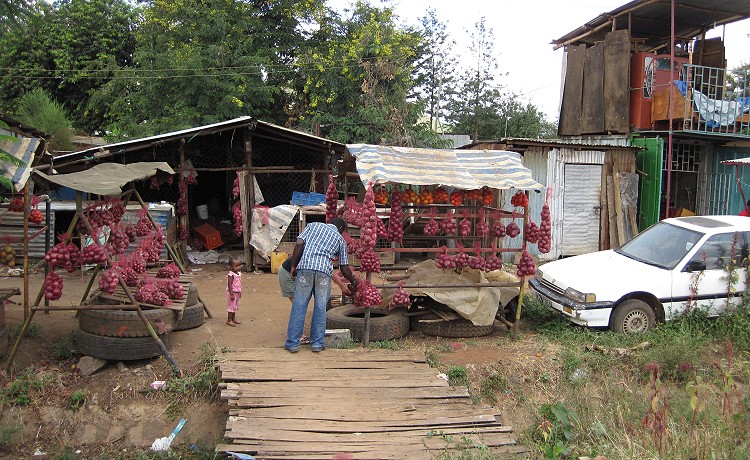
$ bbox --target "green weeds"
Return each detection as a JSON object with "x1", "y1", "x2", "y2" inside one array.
[
  {"x1": 69, "y1": 390, "x2": 85, "y2": 412},
  {"x1": 164, "y1": 343, "x2": 220, "y2": 419},
  {"x1": 446, "y1": 365, "x2": 468, "y2": 387},
  {"x1": 0, "y1": 368, "x2": 52, "y2": 406}
]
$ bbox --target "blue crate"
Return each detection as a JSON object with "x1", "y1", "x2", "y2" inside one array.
[
  {"x1": 308, "y1": 192, "x2": 326, "y2": 205},
  {"x1": 292, "y1": 191, "x2": 326, "y2": 206}
]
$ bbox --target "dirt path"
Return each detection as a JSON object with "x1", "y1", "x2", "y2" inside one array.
[{"x1": 0, "y1": 263, "x2": 546, "y2": 457}]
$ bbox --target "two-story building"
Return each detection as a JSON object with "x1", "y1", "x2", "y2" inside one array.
[{"x1": 552, "y1": 0, "x2": 750, "y2": 229}]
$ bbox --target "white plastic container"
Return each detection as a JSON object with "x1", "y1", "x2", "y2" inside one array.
[{"x1": 196, "y1": 204, "x2": 208, "y2": 220}]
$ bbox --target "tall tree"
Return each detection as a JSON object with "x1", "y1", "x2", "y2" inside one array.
[
  {"x1": 294, "y1": 1, "x2": 444, "y2": 147},
  {"x1": 97, "y1": 0, "x2": 325, "y2": 140},
  {"x1": 16, "y1": 88, "x2": 74, "y2": 151},
  {"x1": 414, "y1": 9, "x2": 456, "y2": 132}
]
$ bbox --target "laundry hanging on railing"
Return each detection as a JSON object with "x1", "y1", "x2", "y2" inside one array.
[{"x1": 675, "y1": 80, "x2": 750, "y2": 128}]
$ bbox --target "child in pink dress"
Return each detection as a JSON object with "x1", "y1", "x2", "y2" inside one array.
[{"x1": 226, "y1": 258, "x2": 243, "y2": 326}]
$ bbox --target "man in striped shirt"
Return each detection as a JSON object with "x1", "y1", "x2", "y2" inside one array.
[{"x1": 285, "y1": 217, "x2": 358, "y2": 353}]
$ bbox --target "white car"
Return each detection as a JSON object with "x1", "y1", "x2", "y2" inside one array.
[{"x1": 530, "y1": 216, "x2": 750, "y2": 333}]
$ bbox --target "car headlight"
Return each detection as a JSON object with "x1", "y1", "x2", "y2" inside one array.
[
  {"x1": 535, "y1": 268, "x2": 543, "y2": 281},
  {"x1": 564, "y1": 287, "x2": 596, "y2": 303}
]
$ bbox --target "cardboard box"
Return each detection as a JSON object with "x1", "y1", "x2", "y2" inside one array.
[
  {"x1": 194, "y1": 223, "x2": 223, "y2": 250},
  {"x1": 677, "y1": 208, "x2": 696, "y2": 217}
]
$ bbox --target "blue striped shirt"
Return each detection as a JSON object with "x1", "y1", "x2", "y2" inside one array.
[{"x1": 296, "y1": 222, "x2": 349, "y2": 276}]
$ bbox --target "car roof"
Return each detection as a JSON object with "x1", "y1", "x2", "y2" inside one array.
[{"x1": 664, "y1": 215, "x2": 750, "y2": 232}]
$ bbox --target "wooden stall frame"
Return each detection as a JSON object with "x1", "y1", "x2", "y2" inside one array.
[{"x1": 5, "y1": 188, "x2": 188, "y2": 375}]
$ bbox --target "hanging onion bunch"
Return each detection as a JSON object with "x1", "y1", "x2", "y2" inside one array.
[
  {"x1": 475, "y1": 208, "x2": 489, "y2": 237},
  {"x1": 435, "y1": 246, "x2": 456, "y2": 270},
  {"x1": 360, "y1": 183, "x2": 378, "y2": 251},
  {"x1": 44, "y1": 241, "x2": 79, "y2": 272},
  {"x1": 538, "y1": 195, "x2": 552, "y2": 254},
  {"x1": 386, "y1": 189, "x2": 404, "y2": 243},
  {"x1": 525, "y1": 221, "x2": 540, "y2": 244},
  {"x1": 359, "y1": 249, "x2": 381, "y2": 273},
  {"x1": 98, "y1": 266, "x2": 121, "y2": 294},
  {"x1": 353, "y1": 278, "x2": 382, "y2": 308},
  {"x1": 439, "y1": 214, "x2": 457, "y2": 235},
  {"x1": 506, "y1": 212, "x2": 521, "y2": 238},
  {"x1": 232, "y1": 201, "x2": 243, "y2": 235},
  {"x1": 516, "y1": 250, "x2": 537, "y2": 278},
  {"x1": 325, "y1": 174, "x2": 339, "y2": 222},
  {"x1": 389, "y1": 281, "x2": 410, "y2": 309},
  {"x1": 44, "y1": 271, "x2": 64, "y2": 301},
  {"x1": 458, "y1": 209, "x2": 472, "y2": 237},
  {"x1": 342, "y1": 197, "x2": 363, "y2": 226},
  {"x1": 79, "y1": 244, "x2": 107, "y2": 265}
]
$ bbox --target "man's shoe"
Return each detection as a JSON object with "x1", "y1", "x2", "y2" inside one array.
[
  {"x1": 312, "y1": 347, "x2": 324, "y2": 353},
  {"x1": 285, "y1": 347, "x2": 299, "y2": 353}
]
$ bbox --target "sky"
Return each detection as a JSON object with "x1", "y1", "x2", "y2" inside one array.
[{"x1": 327, "y1": 0, "x2": 750, "y2": 121}]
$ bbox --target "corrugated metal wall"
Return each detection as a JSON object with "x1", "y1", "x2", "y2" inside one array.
[
  {"x1": 0, "y1": 203, "x2": 54, "y2": 259},
  {"x1": 714, "y1": 147, "x2": 750, "y2": 214}
]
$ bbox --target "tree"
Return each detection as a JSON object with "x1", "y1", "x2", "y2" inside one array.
[
  {"x1": 414, "y1": 9, "x2": 456, "y2": 132},
  {"x1": 15, "y1": 89, "x2": 74, "y2": 151},
  {"x1": 0, "y1": 0, "x2": 33, "y2": 30},
  {"x1": 97, "y1": 0, "x2": 325, "y2": 140},
  {"x1": 726, "y1": 62, "x2": 749, "y2": 99},
  {"x1": 293, "y1": 1, "x2": 445, "y2": 147}
]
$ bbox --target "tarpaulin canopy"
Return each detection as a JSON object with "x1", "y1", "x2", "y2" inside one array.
[
  {"x1": 721, "y1": 157, "x2": 750, "y2": 166},
  {"x1": 1, "y1": 130, "x2": 41, "y2": 192},
  {"x1": 33, "y1": 162, "x2": 175, "y2": 196},
  {"x1": 346, "y1": 144, "x2": 543, "y2": 190}
]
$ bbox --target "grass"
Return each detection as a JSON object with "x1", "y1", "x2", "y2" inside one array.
[
  {"x1": 0, "y1": 368, "x2": 53, "y2": 406},
  {"x1": 368, "y1": 339, "x2": 401, "y2": 350},
  {"x1": 53, "y1": 332, "x2": 77, "y2": 361},
  {"x1": 163, "y1": 343, "x2": 220, "y2": 419},
  {"x1": 7, "y1": 321, "x2": 42, "y2": 339},
  {"x1": 0, "y1": 424, "x2": 22, "y2": 450}
]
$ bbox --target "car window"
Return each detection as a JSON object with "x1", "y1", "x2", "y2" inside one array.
[
  {"x1": 617, "y1": 221, "x2": 704, "y2": 269},
  {"x1": 688, "y1": 232, "x2": 749, "y2": 270}
]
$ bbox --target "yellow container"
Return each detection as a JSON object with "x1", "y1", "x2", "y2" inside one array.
[{"x1": 270, "y1": 251, "x2": 288, "y2": 274}]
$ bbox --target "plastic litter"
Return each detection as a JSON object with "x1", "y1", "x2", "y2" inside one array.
[
  {"x1": 150, "y1": 418, "x2": 186, "y2": 451},
  {"x1": 226, "y1": 453, "x2": 257, "y2": 460},
  {"x1": 436, "y1": 373, "x2": 448, "y2": 382},
  {"x1": 150, "y1": 380, "x2": 167, "y2": 390}
]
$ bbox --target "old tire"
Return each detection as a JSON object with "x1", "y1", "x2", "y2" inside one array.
[
  {"x1": 75, "y1": 329, "x2": 171, "y2": 361},
  {"x1": 79, "y1": 308, "x2": 175, "y2": 337},
  {"x1": 173, "y1": 302, "x2": 205, "y2": 331},
  {"x1": 415, "y1": 318, "x2": 495, "y2": 338},
  {"x1": 326, "y1": 306, "x2": 409, "y2": 342},
  {"x1": 185, "y1": 284, "x2": 198, "y2": 307},
  {"x1": 610, "y1": 299, "x2": 656, "y2": 333},
  {"x1": 0, "y1": 327, "x2": 8, "y2": 357}
]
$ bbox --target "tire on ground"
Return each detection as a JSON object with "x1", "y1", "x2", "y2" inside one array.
[
  {"x1": 0, "y1": 327, "x2": 8, "y2": 357},
  {"x1": 79, "y1": 308, "x2": 175, "y2": 337},
  {"x1": 185, "y1": 284, "x2": 199, "y2": 307},
  {"x1": 75, "y1": 329, "x2": 171, "y2": 361},
  {"x1": 414, "y1": 318, "x2": 495, "y2": 338},
  {"x1": 173, "y1": 301, "x2": 205, "y2": 331},
  {"x1": 610, "y1": 299, "x2": 655, "y2": 333},
  {"x1": 326, "y1": 306, "x2": 409, "y2": 342}
]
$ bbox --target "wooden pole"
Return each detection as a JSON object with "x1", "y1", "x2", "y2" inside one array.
[
  {"x1": 178, "y1": 140, "x2": 189, "y2": 261},
  {"x1": 238, "y1": 170, "x2": 251, "y2": 271},
  {"x1": 362, "y1": 271, "x2": 372, "y2": 347},
  {"x1": 131, "y1": 188, "x2": 186, "y2": 274},
  {"x1": 512, "y1": 192, "x2": 531, "y2": 339},
  {"x1": 22, "y1": 183, "x2": 30, "y2": 319},
  {"x1": 243, "y1": 132, "x2": 256, "y2": 272}
]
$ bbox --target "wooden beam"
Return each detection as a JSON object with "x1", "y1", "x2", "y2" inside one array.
[{"x1": 613, "y1": 173, "x2": 626, "y2": 246}]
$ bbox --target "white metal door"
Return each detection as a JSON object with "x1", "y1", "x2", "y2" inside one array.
[{"x1": 562, "y1": 164, "x2": 602, "y2": 255}]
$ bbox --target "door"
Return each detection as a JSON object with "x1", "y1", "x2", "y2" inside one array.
[
  {"x1": 632, "y1": 136, "x2": 663, "y2": 230},
  {"x1": 669, "y1": 232, "x2": 748, "y2": 318},
  {"x1": 562, "y1": 164, "x2": 602, "y2": 256}
]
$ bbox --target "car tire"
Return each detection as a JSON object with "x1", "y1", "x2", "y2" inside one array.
[
  {"x1": 79, "y1": 308, "x2": 175, "y2": 337},
  {"x1": 414, "y1": 318, "x2": 495, "y2": 338},
  {"x1": 326, "y1": 306, "x2": 410, "y2": 342},
  {"x1": 75, "y1": 329, "x2": 171, "y2": 361},
  {"x1": 173, "y1": 302, "x2": 205, "y2": 331},
  {"x1": 610, "y1": 299, "x2": 656, "y2": 333}
]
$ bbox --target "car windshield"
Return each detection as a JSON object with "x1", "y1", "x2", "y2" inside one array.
[{"x1": 616, "y1": 221, "x2": 704, "y2": 269}]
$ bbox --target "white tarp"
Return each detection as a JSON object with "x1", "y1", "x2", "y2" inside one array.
[
  {"x1": 249, "y1": 204, "x2": 299, "y2": 261},
  {"x1": 346, "y1": 144, "x2": 543, "y2": 190},
  {"x1": 33, "y1": 162, "x2": 175, "y2": 195}
]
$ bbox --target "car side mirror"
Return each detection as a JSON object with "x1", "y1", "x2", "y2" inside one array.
[{"x1": 686, "y1": 260, "x2": 706, "y2": 272}]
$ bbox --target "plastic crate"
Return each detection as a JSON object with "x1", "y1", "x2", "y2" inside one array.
[{"x1": 193, "y1": 223, "x2": 223, "y2": 250}]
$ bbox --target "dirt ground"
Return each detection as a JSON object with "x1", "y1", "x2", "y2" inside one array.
[{"x1": 0, "y1": 259, "x2": 550, "y2": 458}]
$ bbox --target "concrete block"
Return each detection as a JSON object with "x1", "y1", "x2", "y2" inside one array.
[
  {"x1": 77, "y1": 356, "x2": 108, "y2": 376},
  {"x1": 324, "y1": 329, "x2": 351, "y2": 348}
]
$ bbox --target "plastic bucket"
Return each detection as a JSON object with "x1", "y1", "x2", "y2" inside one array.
[
  {"x1": 270, "y1": 251, "x2": 288, "y2": 274},
  {"x1": 196, "y1": 204, "x2": 208, "y2": 220}
]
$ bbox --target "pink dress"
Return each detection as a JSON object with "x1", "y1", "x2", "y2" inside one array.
[{"x1": 226, "y1": 271, "x2": 242, "y2": 313}]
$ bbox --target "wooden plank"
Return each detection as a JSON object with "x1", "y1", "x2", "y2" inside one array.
[
  {"x1": 606, "y1": 177, "x2": 618, "y2": 249},
  {"x1": 226, "y1": 415, "x2": 502, "y2": 432},
  {"x1": 603, "y1": 29, "x2": 630, "y2": 133},
  {"x1": 227, "y1": 348, "x2": 426, "y2": 363},
  {"x1": 225, "y1": 425, "x2": 514, "y2": 442},
  {"x1": 222, "y1": 384, "x2": 470, "y2": 399},
  {"x1": 559, "y1": 44, "x2": 586, "y2": 136},
  {"x1": 628, "y1": 205, "x2": 639, "y2": 237},
  {"x1": 613, "y1": 173, "x2": 626, "y2": 246},
  {"x1": 236, "y1": 405, "x2": 496, "y2": 421},
  {"x1": 581, "y1": 42, "x2": 604, "y2": 134},
  {"x1": 600, "y1": 164, "x2": 610, "y2": 251}
]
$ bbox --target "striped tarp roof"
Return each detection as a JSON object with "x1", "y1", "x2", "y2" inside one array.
[
  {"x1": 721, "y1": 157, "x2": 750, "y2": 166},
  {"x1": 346, "y1": 144, "x2": 543, "y2": 190},
  {"x1": 0, "y1": 131, "x2": 42, "y2": 192}
]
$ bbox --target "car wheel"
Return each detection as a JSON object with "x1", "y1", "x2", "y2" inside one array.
[{"x1": 610, "y1": 299, "x2": 655, "y2": 333}]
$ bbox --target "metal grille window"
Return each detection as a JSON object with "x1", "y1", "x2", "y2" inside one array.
[{"x1": 663, "y1": 143, "x2": 701, "y2": 172}]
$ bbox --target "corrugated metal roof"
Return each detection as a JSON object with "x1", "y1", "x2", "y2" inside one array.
[
  {"x1": 51, "y1": 117, "x2": 345, "y2": 168},
  {"x1": 720, "y1": 156, "x2": 750, "y2": 166},
  {"x1": 346, "y1": 144, "x2": 543, "y2": 190},
  {"x1": 552, "y1": 0, "x2": 750, "y2": 51}
]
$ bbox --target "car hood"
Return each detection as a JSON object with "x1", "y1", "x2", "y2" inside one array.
[{"x1": 537, "y1": 250, "x2": 671, "y2": 301}]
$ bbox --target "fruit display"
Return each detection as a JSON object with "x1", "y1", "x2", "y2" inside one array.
[
  {"x1": 8, "y1": 198, "x2": 24, "y2": 212},
  {"x1": 29, "y1": 209, "x2": 44, "y2": 224},
  {"x1": 538, "y1": 199, "x2": 552, "y2": 254},
  {"x1": 386, "y1": 189, "x2": 404, "y2": 243},
  {"x1": 326, "y1": 175, "x2": 339, "y2": 222},
  {"x1": 401, "y1": 187, "x2": 418, "y2": 203},
  {"x1": 511, "y1": 191, "x2": 529, "y2": 208},
  {"x1": 353, "y1": 277, "x2": 382, "y2": 308},
  {"x1": 0, "y1": 244, "x2": 16, "y2": 267},
  {"x1": 433, "y1": 187, "x2": 449, "y2": 203},
  {"x1": 414, "y1": 188, "x2": 433, "y2": 206},
  {"x1": 449, "y1": 191, "x2": 462, "y2": 206},
  {"x1": 525, "y1": 221, "x2": 540, "y2": 244},
  {"x1": 516, "y1": 250, "x2": 536, "y2": 278},
  {"x1": 464, "y1": 189, "x2": 481, "y2": 201},
  {"x1": 389, "y1": 282, "x2": 410, "y2": 309},
  {"x1": 481, "y1": 187, "x2": 494, "y2": 206},
  {"x1": 374, "y1": 187, "x2": 389, "y2": 206}
]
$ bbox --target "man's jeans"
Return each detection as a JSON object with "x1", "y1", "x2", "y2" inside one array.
[{"x1": 285, "y1": 269, "x2": 331, "y2": 350}]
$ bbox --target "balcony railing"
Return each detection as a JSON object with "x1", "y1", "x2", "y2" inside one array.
[{"x1": 679, "y1": 64, "x2": 750, "y2": 137}]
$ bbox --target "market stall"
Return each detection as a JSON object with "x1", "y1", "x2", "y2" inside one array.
[
  {"x1": 331, "y1": 145, "x2": 547, "y2": 340},
  {"x1": 5, "y1": 162, "x2": 202, "y2": 374}
]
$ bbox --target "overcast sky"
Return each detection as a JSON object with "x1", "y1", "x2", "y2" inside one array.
[{"x1": 327, "y1": 0, "x2": 750, "y2": 120}]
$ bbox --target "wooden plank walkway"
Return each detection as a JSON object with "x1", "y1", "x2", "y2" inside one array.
[{"x1": 217, "y1": 348, "x2": 525, "y2": 459}]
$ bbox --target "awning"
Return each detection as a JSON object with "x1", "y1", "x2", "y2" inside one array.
[
  {"x1": 33, "y1": 162, "x2": 175, "y2": 196},
  {"x1": 720, "y1": 157, "x2": 750, "y2": 166},
  {"x1": 346, "y1": 144, "x2": 543, "y2": 190},
  {"x1": 1, "y1": 132, "x2": 42, "y2": 192}
]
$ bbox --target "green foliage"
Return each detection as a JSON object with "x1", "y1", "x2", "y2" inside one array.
[
  {"x1": 15, "y1": 89, "x2": 74, "y2": 150},
  {"x1": 535, "y1": 402, "x2": 578, "y2": 459},
  {"x1": 0, "y1": 119, "x2": 26, "y2": 191},
  {"x1": 479, "y1": 369, "x2": 508, "y2": 404},
  {"x1": 446, "y1": 365, "x2": 468, "y2": 387},
  {"x1": 164, "y1": 343, "x2": 220, "y2": 418},
  {"x1": 0, "y1": 368, "x2": 52, "y2": 406},
  {"x1": 368, "y1": 339, "x2": 400, "y2": 350},
  {"x1": 7, "y1": 321, "x2": 42, "y2": 339},
  {"x1": 69, "y1": 390, "x2": 85, "y2": 412},
  {"x1": 0, "y1": 423, "x2": 21, "y2": 450},
  {"x1": 426, "y1": 350, "x2": 440, "y2": 368},
  {"x1": 53, "y1": 332, "x2": 77, "y2": 361}
]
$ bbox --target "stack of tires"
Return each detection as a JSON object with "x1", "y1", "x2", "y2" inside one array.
[
  {"x1": 326, "y1": 306, "x2": 410, "y2": 342},
  {"x1": 76, "y1": 284, "x2": 204, "y2": 361}
]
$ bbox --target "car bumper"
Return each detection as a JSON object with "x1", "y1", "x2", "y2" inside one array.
[{"x1": 529, "y1": 278, "x2": 614, "y2": 328}]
